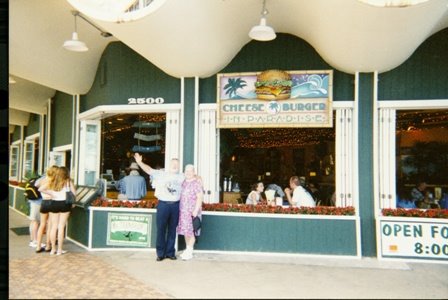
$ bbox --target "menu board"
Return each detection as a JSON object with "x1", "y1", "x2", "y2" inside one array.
[{"x1": 74, "y1": 186, "x2": 99, "y2": 207}]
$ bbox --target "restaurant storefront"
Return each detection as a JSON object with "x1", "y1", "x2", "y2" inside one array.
[{"x1": 9, "y1": 31, "x2": 448, "y2": 262}]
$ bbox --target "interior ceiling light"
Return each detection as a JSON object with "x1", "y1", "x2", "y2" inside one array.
[
  {"x1": 66, "y1": 0, "x2": 167, "y2": 23},
  {"x1": 357, "y1": 0, "x2": 430, "y2": 7},
  {"x1": 63, "y1": 11, "x2": 89, "y2": 52},
  {"x1": 249, "y1": 0, "x2": 276, "y2": 41}
]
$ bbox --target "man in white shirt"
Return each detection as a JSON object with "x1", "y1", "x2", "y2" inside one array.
[
  {"x1": 134, "y1": 153, "x2": 184, "y2": 261},
  {"x1": 284, "y1": 176, "x2": 316, "y2": 207}
]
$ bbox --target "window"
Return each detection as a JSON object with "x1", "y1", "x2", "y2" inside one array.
[
  {"x1": 378, "y1": 105, "x2": 448, "y2": 209},
  {"x1": 23, "y1": 140, "x2": 35, "y2": 179},
  {"x1": 9, "y1": 144, "x2": 20, "y2": 180},
  {"x1": 78, "y1": 120, "x2": 101, "y2": 186},
  {"x1": 22, "y1": 135, "x2": 40, "y2": 180},
  {"x1": 396, "y1": 109, "x2": 448, "y2": 209},
  {"x1": 197, "y1": 104, "x2": 356, "y2": 207}
]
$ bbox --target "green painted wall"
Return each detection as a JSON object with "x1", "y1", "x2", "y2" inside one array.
[
  {"x1": 67, "y1": 207, "x2": 90, "y2": 246},
  {"x1": 358, "y1": 73, "x2": 376, "y2": 257},
  {"x1": 183, "y1": 78, "x2": 195, "y2": 165},
  {"x1": 9, "y1": 186, "x2": 14, "y2": 207},
  {"x1": 24, "y1": 114, "x2": 40, "y2": 137},
  {"x1": 11, "y1": 125, "x2": 20, "y2": 142},
  {"x1": 200, "y1": 33, "x2": 354, "y2": 104},
  {"x1": 50, "y1": 91, "x2": 73, "y2": 148},
  {"x1": 191, "y1": 214, "x2": 357, "y2": 255},
  {"x1": 81, "y1": 42, "x2": 180, "y2": 112},
  {"x1": 13, "y1": 188, "x2": 29, "y2": 216},
  {"x1": 379, "y1": 28, "x2": 448, "y2": 100}
]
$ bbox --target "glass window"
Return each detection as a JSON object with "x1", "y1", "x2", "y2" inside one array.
[
  {"x1": 395, "y1": 109, "x2": 448, "y2": 209},
  {"x1": 9, "y1": 145, "x2": 20, "y2": 180},
  {"x1": 101, "y1": 113, "x2": 166, "y2": 185},
  {"x1": 23, "y1": 140, "x2": 35, "y2": 179},
  {"x1": 78, "y1": 120, "x2": 101, "y2": 186},
  {"x1": 219, "y1": 113, "x2": 337, "y2": 207}
]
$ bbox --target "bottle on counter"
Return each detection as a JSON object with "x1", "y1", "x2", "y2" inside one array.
[
  {"x1": 223, "y1": 177, "x2": 228, "y2": 192},
  {"x1": 228, "y1": 176, "x2": 232, "y2": 192}
]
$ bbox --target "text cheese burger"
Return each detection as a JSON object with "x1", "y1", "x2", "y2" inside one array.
[{"x1": 254, "y1": 70, "x2": 292, "y2": 100}]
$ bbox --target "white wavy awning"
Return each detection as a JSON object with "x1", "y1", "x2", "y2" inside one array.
[{"x1": 8, "y1": 0, "x2": 448, "y2": 115}]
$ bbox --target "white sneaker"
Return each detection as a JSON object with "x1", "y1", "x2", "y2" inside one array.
[
  {"x1": 181, "y1": 250, "x2": 193, "y2": 261},
  {"x1": 29, "y1": 241, "x2": 36, "y2": 247}
]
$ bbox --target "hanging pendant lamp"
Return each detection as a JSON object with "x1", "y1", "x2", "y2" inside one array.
[
  {"x1": 249, "y1": 0, "x2": 276, "y2": 41},
  {"x1": 63, "y1": 12, "x2": 88, "y2": 52}
]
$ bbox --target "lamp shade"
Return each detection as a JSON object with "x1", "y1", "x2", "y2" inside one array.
[
  {"x1": 63, "y1": 32, "x2": 88, "y2": 52},
  {"x1": 249, "y1": 17, "x2": 276, "y2": 41}
]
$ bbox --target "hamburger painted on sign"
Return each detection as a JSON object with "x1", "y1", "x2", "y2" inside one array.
[
  {"x1": 254, "y1": 70, "x2": 292, "y2": 100},
  {"x1": 217, "y1": 69, "x2": 333, "y2": 128}
]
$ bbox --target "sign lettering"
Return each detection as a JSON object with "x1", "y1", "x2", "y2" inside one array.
[
  {"x1": 107, "y1": 213, "x2": 152, "y2": 247},
  {"x1": 380, "y1": 219, "x2": 448, "y2": 261},
  {"x1": 217, "y1": 70, "x2": 333, "y2": 128},
  {"x1": 128, "y1": 97, "x2": 164, "y2": 105}
]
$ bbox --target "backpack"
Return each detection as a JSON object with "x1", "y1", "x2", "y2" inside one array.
[{"x1": 24, "y1": 177, "x2": 42, "y2": 200}]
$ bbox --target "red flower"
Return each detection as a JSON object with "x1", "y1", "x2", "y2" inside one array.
[
  {"x1": 382, "y1": 208, "x2": 448, "y2": 219},
  {"x1": 88, "y1": 197, "x2": 360, "y2": 216}
]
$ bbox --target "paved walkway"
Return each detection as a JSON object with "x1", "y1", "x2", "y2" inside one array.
[{"x1": 8, "y1": 208, "x2": 448, "y2": 299}]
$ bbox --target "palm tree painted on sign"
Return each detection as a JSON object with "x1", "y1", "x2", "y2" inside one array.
[
  {"x1": 269, "y1": 101, "x2": 280, "y2": 113},
  {"x1": 224, "y1": 77, "x2": 247, "y2": 99}
]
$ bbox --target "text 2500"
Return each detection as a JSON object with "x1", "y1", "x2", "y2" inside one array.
[{"x1": 128, "y1": 97, "x2": 164, "y2": 105}]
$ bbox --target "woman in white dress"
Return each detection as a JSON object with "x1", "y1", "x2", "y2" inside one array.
[{"x1": 245, "y1": 181, "x2": 264, "y2": 205}]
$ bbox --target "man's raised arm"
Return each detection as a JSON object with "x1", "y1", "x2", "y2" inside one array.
[{"x1": 134, "y1": 153, "x2": 154, "y2": 175}]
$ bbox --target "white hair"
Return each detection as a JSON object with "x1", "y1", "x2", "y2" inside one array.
[
  {"x1": 129, "y1": 170, "x2": 139, "y2": 176},
  {"x1": 185, "y1": 164, "x2": 195, "y2": 172}
]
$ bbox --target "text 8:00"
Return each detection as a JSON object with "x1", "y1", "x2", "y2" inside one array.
[{"x1": 414, "y1": 243, "x2": 448, "y2": 256}]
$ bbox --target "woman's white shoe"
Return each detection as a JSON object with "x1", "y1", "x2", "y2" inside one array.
[{"x1": 181, "y1": 248, "x2": 193, "y2": 260}]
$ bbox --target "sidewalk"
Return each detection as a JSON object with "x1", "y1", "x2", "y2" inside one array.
[{"x1": 8, "y1": 208, "x2": 448, "y2": 299}]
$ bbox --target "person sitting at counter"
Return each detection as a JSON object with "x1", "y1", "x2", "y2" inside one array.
[
  {"x1": 284, "y1": 176, "x2": 315, "y2": 207},
  {"x1": 411, "y1": 180, "x2": 430, "y2": 209},
  {"x1": 246, "y1": 182, "x2": 264, "y2": 205},
  {"x1": 116, "y1": 162, "x2": 147, "y2": 201},
  {"x1": 265, "y1": 183, "x2": 286, "y2": 206}
]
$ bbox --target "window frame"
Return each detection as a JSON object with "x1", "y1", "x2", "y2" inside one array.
[
  {"x1": 9, "y1": 141, "x2": 21, "y2": 181},
  {"x1": 198, "y1": 101, "x2": 357, "y2": 208},
  {"x1": 22, "y1": 133, "x2": 39, "y2": 180},
  {"x1": 376, "y1": 99, "x2": 448, "y2": 211}
]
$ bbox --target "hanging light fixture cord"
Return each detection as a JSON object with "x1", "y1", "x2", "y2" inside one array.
[
  {"x1": 74, "y1": 12, "x2": 78, "y2": 33},
  {"x1": 261, "y1": 0, "x2": 269, "y2": 17},
  {"x1": 71, "y1": 10, "x2": 113, "y2": 38}
]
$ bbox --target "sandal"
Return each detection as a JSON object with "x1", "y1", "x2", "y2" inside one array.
[
  {"x1": 45, "y1": 248, "x2": 52, "y2": 252},
  {"x1": 35, "y1": 247, "x2": 45, "y2": 253},
  {"x1": 56, "y1": 250, "x2": 68, "y2": 256}
]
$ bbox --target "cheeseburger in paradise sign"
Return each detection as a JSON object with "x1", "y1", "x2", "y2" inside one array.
[{"x1": 217, "y1": 70, "x2": 333, "y2": 128}]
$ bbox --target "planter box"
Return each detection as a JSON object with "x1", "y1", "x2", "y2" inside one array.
[
  {"x1": 68, "y1": 206, "x2": 360, "y2": 257},
  {"x1": 377, "y1": 216, "x2": 448, "y2": 262},
  {"x1": 195, "y1": 212, "x2": 359, "y2": 256}
]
